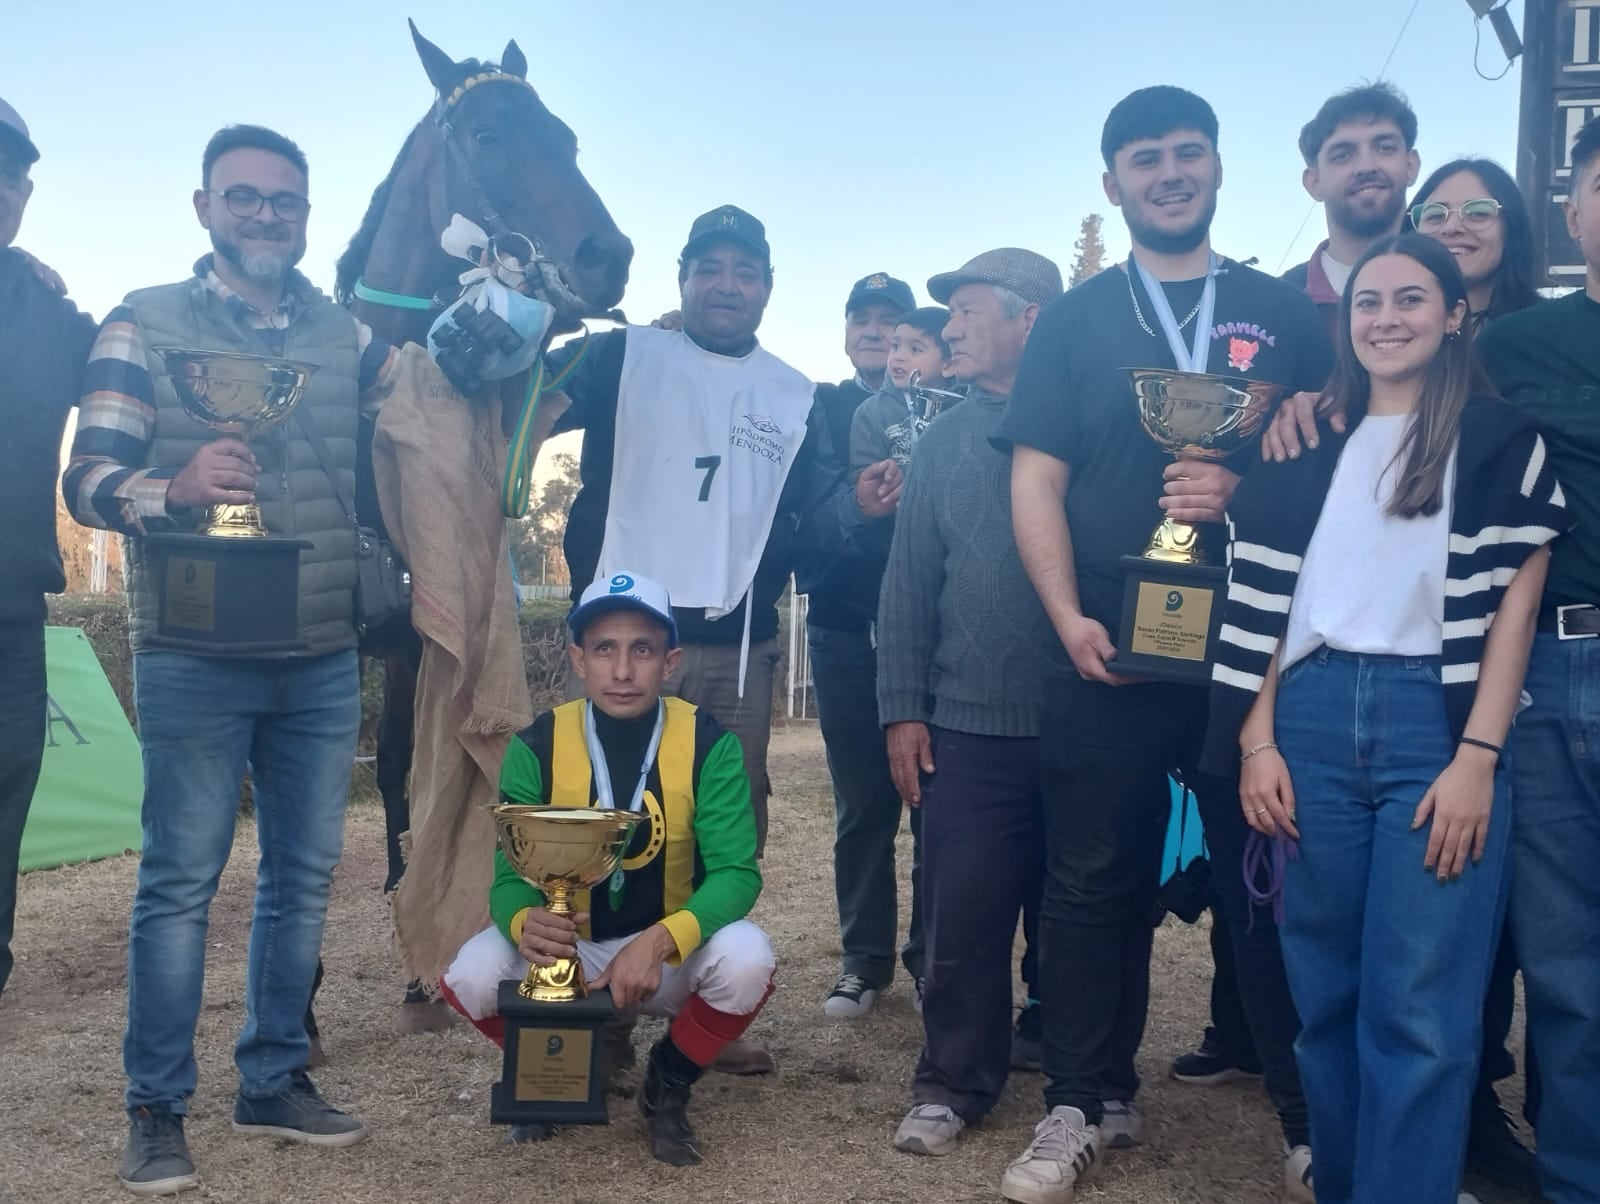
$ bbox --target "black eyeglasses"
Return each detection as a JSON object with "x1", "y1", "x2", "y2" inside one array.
[
  {"x1": 1409, "y1": 198, "x2": 1501, "y2": 232},
  {"x1": 210, "y1": 186, "x2": 311, "y2": 223}
]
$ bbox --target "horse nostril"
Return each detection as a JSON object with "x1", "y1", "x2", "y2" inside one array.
[{"x1": 574, "y1": 233, "x2": 634, "y2": 284}]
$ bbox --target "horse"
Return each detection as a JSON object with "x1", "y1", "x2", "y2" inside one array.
[{"x1": 311, "y1": 20, "x2": 632, "y2": 1048}]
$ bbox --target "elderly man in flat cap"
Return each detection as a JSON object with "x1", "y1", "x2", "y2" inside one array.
[
  {"x1": 877, "y1": 248, "x2": 1063, "y2": 1157},
  {"x1": 0, "y1": 96, "x2": 98, "y2": 1000}
]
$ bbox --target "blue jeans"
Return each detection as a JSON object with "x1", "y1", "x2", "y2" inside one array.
[
  {"x1": 1509, "y1": 633, "x2": 1600, "y2": 1203},
  {"x1": 1276, "y1": 649, "x2": 1510, "y2": 1204},
  {"x1": 124, "y1": 650, "x2": 360, "y2": 1113}
]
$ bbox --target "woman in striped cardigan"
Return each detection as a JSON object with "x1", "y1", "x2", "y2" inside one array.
[{"x1": 1204, "y1": 233, "x2": 1567, "y2": 1204}]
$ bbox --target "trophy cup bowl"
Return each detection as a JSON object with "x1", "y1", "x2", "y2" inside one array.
[
  {"x1": 488, "y1": 804, "x2": 643, "y2": 1003},
  {"x1": 155, "y1": 348, "x2": 317, "y2": 538},
  {"x1": 1126, "y1": 368, "x2": 1287, "y2": 565}
]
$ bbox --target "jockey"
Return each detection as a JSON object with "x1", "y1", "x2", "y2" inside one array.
[{"x1": 440, "y1": 571, "x2": 775, "y2": 1166}]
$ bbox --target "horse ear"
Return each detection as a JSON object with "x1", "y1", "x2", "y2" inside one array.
[
  {"x1": 409, "y1": 19, "x2": 462, "y2": 97},
  {"x1": 501, "y1": 39, "x2": 528, "y2": 79}
]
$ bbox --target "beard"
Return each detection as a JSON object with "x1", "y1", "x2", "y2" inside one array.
[
  {"x1": 1327, "y1": 186, "x2": 1405, "y2": 240},
  {"x1": 1124, "y1": 192, "x2": 1218, "y2": 257},
  {"x1": 211, "y1": 225, "x2": 302, "y2": 286}
]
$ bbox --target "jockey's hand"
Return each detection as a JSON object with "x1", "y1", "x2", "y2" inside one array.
[
  {"x1": 591, "y1": 923, "x2": 676, "y2": 1010},
  {"x1": 517, "y1": 907, "x2": 587, "y2": 968}
]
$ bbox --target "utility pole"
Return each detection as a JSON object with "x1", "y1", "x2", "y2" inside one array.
[{"x1": 1517, "y1": 0, "x2": 1600, "y2": 286}]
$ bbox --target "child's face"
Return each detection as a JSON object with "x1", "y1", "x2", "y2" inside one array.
[
  {"x1": 567, "y1": 610, "x2": 681, "y2": 720},
  {"x1": 887, "y1": 324, "x2": 950, "y2": 390}
]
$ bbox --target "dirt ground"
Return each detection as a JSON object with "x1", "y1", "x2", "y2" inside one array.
[{"x1": 1, "y1": 726, "x2": 1530, "y2": 1204}]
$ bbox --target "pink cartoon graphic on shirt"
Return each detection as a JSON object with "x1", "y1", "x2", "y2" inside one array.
[{"x1": 1227, "y1": 337, "x2": 1260, "y2": 372}]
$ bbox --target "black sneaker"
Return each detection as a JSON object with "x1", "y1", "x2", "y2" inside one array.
[
  {"x1": 1170, "y1": 1030, "x2": 1262, "y2": 1085},
  {"x1": 119, "y1": 1106, "x2": 199, "y2": 1197},
  {"x1": 233, "y1": 1070, "x2": 368, "y2": 1147},
  {"x1": 1011, "y1": 1002, "x2": 1043, "y2": 1071},
  {"x1": 1465, "y1": 1084, "x2": 1540, "y2": 1197}
]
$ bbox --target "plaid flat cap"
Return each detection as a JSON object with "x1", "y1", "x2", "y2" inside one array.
[{"x1": 927, "y1": 248, "x2": 1063, "y2": 309}]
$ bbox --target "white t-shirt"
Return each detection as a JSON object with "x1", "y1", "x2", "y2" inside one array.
[
  {"x1": 1320, "y1": 248, "x2": 1354, "y2": 297},
  {"x1": 1280, "y1": 413, "x2": 1457, "y2": 671}
]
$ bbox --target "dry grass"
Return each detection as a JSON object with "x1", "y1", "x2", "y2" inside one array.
[{"x1": 0, "y1": 727, "x2": 1527, "y2": 1204}]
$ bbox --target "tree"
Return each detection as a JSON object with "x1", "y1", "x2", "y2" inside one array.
[
  {"x1": 510, "y1": 451, "x2": 581, "y2": 586},
  {"x1": 1069, "y1": 213, "x2": 1107, "y2": 287}
]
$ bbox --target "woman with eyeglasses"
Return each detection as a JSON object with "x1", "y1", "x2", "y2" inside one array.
[
  {"x1": 1410, "y1": 159, "x2": 1541, "y2": 332},
  {"x1": 1409, "y1": 155, "x2": 1546, "y2": 1194},
  {"x1": 1206, "y1": 233, "x2": 1566, "y2": 1204}
]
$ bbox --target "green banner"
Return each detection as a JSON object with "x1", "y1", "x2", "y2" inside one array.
[{"x1": 19, "y1": 627, "x2": 143, "y2": 872}]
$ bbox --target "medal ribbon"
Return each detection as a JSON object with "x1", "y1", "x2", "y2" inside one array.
[
  {"x1": 584, "y1": 699, "x2": 665, "y2": 905},
  {"x1": 1133, "y1": 251, "x2": 1219, "y2": 373}
]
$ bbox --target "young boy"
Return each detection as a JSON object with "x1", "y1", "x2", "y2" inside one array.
[
  {"x1": 850, "y1": 306, "x2": 958, "y2": 469},
  {"x1": 440, "y1": 571, "x2": 774, "y2": 1167}
]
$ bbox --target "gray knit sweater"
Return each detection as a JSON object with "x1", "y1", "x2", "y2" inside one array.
[{"x1": 875, "y1": 389, "x2": 1050, "y2": 738}]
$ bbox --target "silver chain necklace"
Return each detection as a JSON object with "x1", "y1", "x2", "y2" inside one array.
[{"x1": 1127, "y1": 264, "x2": 1204, "y2": 338}]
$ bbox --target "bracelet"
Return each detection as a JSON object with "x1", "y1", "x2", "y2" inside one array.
[
  {"x1": 1240, "y1": 741, "x2": 1278, "y2": 762},
  {"x1": 1459, "y1": 736, "x2": 1502, "y2": 759}
]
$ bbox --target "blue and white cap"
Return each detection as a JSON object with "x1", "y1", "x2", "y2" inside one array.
[{"x1": 568, "y1": 572, "x2": 679, "y2": 647}]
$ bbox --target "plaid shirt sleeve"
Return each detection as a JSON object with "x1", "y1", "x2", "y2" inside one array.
[{"x1": 62, "y1": 306, "x2": 184, "y2": 536}]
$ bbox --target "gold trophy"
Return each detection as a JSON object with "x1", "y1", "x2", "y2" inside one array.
[
  {"x1": 486, "y1": 804, "x2": 644, "y2": 1129},
  {"x1": 1113, "y1": 369, "x2": 1287, "y2": 682},
  {"x1": 144, "y1": 350, "x2": 318, "y2": 653}
]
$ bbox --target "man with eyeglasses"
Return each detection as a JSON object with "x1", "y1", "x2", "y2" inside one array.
[
  {"x1": 62, "y1": 124, "x2": 396, "y2": 1198},
  {"x1": 0, "y1": 97, "x2": 99, "y2": 1006}
]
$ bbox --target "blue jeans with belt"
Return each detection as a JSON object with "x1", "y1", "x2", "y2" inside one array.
[
  {"x1": 1509, "y1": 633, "x2": 1600, "y2": 1203},
  {"x1": 1276, "y1": 649, "x2": 1510, "y2": 1204},
  {"x1": 123, "y1": 649, "x2": 359, "y2": 1113}
]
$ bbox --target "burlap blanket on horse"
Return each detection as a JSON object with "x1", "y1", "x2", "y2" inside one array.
[{"x1": 373, "y1": 345, "x2": 566, "y2": 988}]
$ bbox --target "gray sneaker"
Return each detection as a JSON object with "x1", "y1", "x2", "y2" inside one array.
[
  {"x1": 893, "y1": 1103, "x2": 965, "y2": 1156},
  {"x1": 1099, "y1": 1099, "x2": 1144, "y2": 1149},
  {"x1": 233, "y1": 1070, "x2": 368, "y2": 1147},
  {"x1": 119, "y1": 1107, "x2": 199, "y2": 1197}
]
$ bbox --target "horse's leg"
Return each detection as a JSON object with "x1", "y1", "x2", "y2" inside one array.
[
  {"x1": 385, "y1": 634, "x2": 456, "y2": 1033},
  {"x1": 378, "y1": 637, "x2": 420, "y2": 895}
]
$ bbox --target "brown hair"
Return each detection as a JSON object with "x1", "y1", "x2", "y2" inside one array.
[{"x1": 1323, "y1": 233, "x2": 1495, "y2": 518}]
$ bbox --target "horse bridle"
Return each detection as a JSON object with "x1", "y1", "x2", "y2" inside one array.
[{"x1": 353, "y1": 67, "x2": 611, "y2": 320}]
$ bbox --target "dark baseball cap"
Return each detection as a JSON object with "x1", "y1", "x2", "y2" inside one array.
[
  {"x1": 844, "y1": 272, "x2": 915, "y2": 317},
  {"x1": 681, "y1": 204, "x2": 770, "y2": 264},
  {"x1": 0, "y1": 97, "x2": 40, "y2": 165},
  {"x1": 927, "y1": 248, "x2": 1064, "y2": 309}
]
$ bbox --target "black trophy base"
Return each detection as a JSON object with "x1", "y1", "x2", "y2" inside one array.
[
  {"x1": 490, "y1": 980, "x2": 615, "y2": 1128},
  {"x1": 1111, "y1": 555, "x2": 1227, "y2": 685},
  {"x1": 146, "y1": 532, "x2": 311, "y2": 654}
]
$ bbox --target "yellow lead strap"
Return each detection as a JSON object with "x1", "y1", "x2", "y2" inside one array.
[{"x1": 501, "y1": 330, "x2": 590, "y2": 518}]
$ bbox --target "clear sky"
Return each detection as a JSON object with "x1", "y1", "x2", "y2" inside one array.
[{"x1": 8, "y1": 0, "x2": 1523, "y2": 391}]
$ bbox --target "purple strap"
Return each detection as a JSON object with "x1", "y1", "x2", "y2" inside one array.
[{"x1": 1243, "y1": 829, "x2": 1299, "y2": 929}]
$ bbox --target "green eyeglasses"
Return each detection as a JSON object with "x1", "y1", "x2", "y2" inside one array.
[{"x1": 1409, "y1": 198, "x2": 1501, "y2": 232}]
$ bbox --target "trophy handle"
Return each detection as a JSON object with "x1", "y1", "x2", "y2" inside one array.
[{"x1": 517, "y1": 883, "x2": 589, "y2": 1003}]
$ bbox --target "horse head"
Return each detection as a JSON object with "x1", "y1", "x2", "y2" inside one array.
[{"x1": 338, "y1": 22, "x2": 633, "y2": 336}]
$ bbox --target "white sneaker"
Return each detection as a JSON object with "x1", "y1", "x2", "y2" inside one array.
[
  {"x1": 1099, "y1": 1100, "x2": 1144, "y2": 1149},
  {"x1": 999, "y1": 1106, "x2": 1100, "y2": 1204},
  {"x1": 893, "y1": 1103, "x2": 965, "y2": 1156},
  {"x1": 1283, "y1": 1144, "x2": 1314, "y2": 1203},
  {"x1": 822, "y1": 972, "x2": 877, "y2": 1019},
  {"x1": 1458, "y1": 1195, "x2": 1481, "y2": 1204}
]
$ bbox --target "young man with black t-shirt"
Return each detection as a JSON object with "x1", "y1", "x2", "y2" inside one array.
[
  {"x1": 1474, "y1": 113, "x2": 1600, "y2": 1204},
  {"x1": 992, "y1": 88, "x2": 1332, "y2": 1204}
]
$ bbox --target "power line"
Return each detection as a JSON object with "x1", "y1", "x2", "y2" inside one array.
[{"x1": 1272, "y1": 0, "x2": 1424, "y2": 272}]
